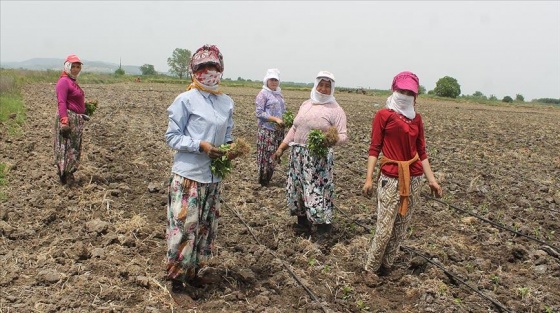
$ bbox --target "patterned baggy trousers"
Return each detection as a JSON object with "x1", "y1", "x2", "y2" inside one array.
[{"x1": 365, "y1": 173, "x2": 422, "y2": 272}]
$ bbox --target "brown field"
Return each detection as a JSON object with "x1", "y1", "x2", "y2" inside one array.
[{"x1": 1, "y1": 83, "x2": 559, "y2": 312}]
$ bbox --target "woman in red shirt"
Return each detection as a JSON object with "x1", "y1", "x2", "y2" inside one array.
[{"x1": 362, "y1": 71, "x2": 443, "y2": 275}]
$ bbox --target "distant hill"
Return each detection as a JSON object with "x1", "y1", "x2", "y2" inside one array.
[{"x1": 0, "y1": 58, "x2": 142, "y2": 75}]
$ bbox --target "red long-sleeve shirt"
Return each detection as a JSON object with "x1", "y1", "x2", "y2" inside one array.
[{"x1": 368, "y1": 108, "x2": 427, "y2": 178}]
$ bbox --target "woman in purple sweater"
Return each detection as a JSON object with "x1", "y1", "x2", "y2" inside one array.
[
  {"x1": 273, "y1": 71, "x2": 347, "y2": 239},
  {"x1": 54, "y1": 54, "x2": 86, "y2": 185},
  {"x1": 255, "y1": 68, "x2": 286, "y2": 186}
]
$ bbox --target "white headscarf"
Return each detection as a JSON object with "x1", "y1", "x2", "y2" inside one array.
[
  {"x1": 386, "y1": 91, "x2": 416, "y2": 119},
  {"x1": 262, "y1": 68, "x2": 281, "y2": 94},
  {"x1": 310, "y1": 71, "x2": 336, "y2": 104},
  {"x1": 63, "y1": 61, "x2": 80, "y2": 79}
]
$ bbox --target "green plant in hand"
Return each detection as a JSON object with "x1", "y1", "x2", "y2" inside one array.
[
  {"x1": 210, "y1": 138, "x2": 251, "y2": 179},
  {"x1": 211, "y1": 143, "x2": 232, "y2": 179},
  {"x1": 307, "y1": 129, "x2": 328, "y2": 158},
  {"x1": 282, "y1": 110, "x2": 294, "y2": 128},
  {"x1": 85, "y1": 99, "x2": 98, "y2": 116}
]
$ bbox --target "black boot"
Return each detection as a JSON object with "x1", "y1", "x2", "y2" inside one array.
[
  {"x1": 315, "y1": 223, "x2": 332, "y2": 244},
  {"x1": 294, "y1": 215, "x2": 311, "y2": 232},
  {"x1": 377, "y1": 265, "x2": 392, "y2": 277},
  {"x1": 298, "y1": 216, "x2": 312, "y2": 227},
  {"x1": 171, "y1": 280, "x2": 185, "y2": 293},
  {"x1": 316, "y1": 223, "x2": 332, "y2": 235},
  {"x1": 59, "y1": 173, "x2": 67, "y2": 185}
]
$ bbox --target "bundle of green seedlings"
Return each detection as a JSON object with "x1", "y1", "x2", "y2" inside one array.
[
  {"x1": 85, "y1": 99, "x2": 98, "y2": 116},
  {"x1": 282, "y1": 110, "x2": 294, "y2": 128},
  {"x1": 210, "y1": 138, "x2": 251, "y2": 178},
  {"x1": 307, "y1": 127, "x2": 339, "y2": 158}
]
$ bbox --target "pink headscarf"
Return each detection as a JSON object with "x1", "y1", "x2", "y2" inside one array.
[{"x1": 391, "y1": 71, "x2": 419, "y2": 97}]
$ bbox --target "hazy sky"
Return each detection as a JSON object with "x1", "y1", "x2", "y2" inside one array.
[{"x1": 1, "y1": 1, "x2": 559, "y2": 100}]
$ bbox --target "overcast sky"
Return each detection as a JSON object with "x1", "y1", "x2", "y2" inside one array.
[{"x1": 1, "y1": 1, "x2": 559, "y2": 100}]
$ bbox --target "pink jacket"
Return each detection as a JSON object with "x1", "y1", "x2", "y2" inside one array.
[
  {"x1": 56, "y1": 76, "x2": 85, "y2": 118},
  {"x1": 283, "y1": 99, "x2": 347, "y2": 146}
]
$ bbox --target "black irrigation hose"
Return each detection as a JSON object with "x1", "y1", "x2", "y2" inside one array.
[
  {"x1": 343, "y1": 165, "x2": 560, "y2": 215},
  {"x1": 343, "y1": 165, "x2": 559, "y2": 251},
  {"x1": 443, "y1": 181, "x2": 560, "y2": 214},
  {"x1": 221, "y1": 202, "x2": 330, "y2": 313},
  {"x1": 536, "y1": 206, "x2": 560, "y2": 214},
  {"x1": 423, "y1": 193, "x2": 560, "y2": 253},
  {"x1": 400, "y1": 246, "x2": 513, "y2": 313},
  {"x1": 333, "y1": 204, "x2": 513, "y2": 313}
]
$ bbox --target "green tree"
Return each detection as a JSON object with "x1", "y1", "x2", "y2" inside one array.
[
  {"x1": 434, "y1": 76, "x2": 461, "y2": 98},
  {"x1": 502, "y1": 96, "x2": 513, "y2": 103},
  {"x1": 489, "y1": 94, "x2": 497, "y2": 101},
  {"x1": 418, "y1": 85, "x2": 427, "y2": 95},
  {"x1": 114, "y1": 68, "x2": 125, "y2": 76},
  {"x1": 167, "y1": 48, "x2": 191, "y2": 79},
  {"x1": 140, "y1": 64, "x2": 156, "y2": 76},
  {"x1": 515, "y1": 94, "x2": 524, "y2": 102}
]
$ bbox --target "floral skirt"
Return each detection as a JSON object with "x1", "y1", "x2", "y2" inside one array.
[
  {"x1": 286, "y1": 145, "x2": 335, "y2": 224},
  {"x1": 166, "y1": 174, "x2": 221, "y2": 282},
  {"x1": 53, "y1": 111, "x2": 85, "y2": 177},
  {"x1": 256, "y1": 126, "x2": 284, "y2": 185}
]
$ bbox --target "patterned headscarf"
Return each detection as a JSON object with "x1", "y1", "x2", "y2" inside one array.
[
  {"x1": 189, "y1": 45, "x2": 224, "y2": 74},
  {"x1": 187, "y1": 45, "x2": 224, "y2": 94}
]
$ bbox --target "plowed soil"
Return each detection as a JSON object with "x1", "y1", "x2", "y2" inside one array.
[{"x1": 1, "y1": 82, "x2": 559, "y2": 313}]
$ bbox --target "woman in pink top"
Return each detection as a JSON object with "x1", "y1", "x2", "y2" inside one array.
[
  {"x1": 273, "y1": 71, "x2": 347, "y2": 240},
  {"x1": 54, "y1": 54, "x2": 86, "y2": 185},
  {"x1": 362, "y1": 71, "x2": 443, "y2": 276}
]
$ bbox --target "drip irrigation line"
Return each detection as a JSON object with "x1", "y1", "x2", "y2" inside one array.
[
  {"x1": 423, "y1": 193, "x2": 560, "y2": 253},
  {"x1": 333, "y1": 205, "x2": 513, "y2": 313},
  {"x1": 221, "y1": 201, "x2": 330, "y2": 313},
  {"x1": 446, "y1": 182, "x2": 560, "y2": 214},
  {"x1": 400, "y1": 246, "x2": 513, "y2": 313},
  {"x1": 343, "y1": 164, "x2": 559, "y2": 216},
  {"x1": 524, "y1": 205, "x2": 560, "y2": 214}
]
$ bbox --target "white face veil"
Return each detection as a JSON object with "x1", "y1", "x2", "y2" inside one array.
[
  {"x1": 386, "y1": 91, "x2": 416, "y2": 119},
  {"x1": 310, "y1": 71, "x2": 336, "y2": 104}
]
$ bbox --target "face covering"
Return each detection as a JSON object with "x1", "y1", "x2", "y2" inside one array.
[
  {"x1": 386, "y1": 91, "x2": 416, "y2": 119},
  {"x1": 194, "y1": 70, "x2": 222, "y2": 90},
  {"x1": 310, "y1": 78, "x2": 335, "y2": 104}
]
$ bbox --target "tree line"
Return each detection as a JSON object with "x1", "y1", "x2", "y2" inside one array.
[{"x1": 130, "y1": 48, "x2": 557, "y2": 104}]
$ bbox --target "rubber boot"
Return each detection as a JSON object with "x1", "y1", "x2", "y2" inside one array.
[
  {"x1": 297, "y1": 216, "x2": 309, "y2": 227},
  {"x1": 316, "y1": 223, "x2": 332, "y2": 235},
  {"x1": 294, "y1": 215, "x2": 311, "y2": 232}
]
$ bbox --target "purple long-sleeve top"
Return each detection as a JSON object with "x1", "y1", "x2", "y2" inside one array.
[
  {"x1": 255, "y1": 89, "x2": 286, "y2": 131},
  {"x1": 56, "y1": 76, "x2": 85, "y2": 118},
  {"x1": 283, "y1": 99, "x2": 347, "y2": 146}
]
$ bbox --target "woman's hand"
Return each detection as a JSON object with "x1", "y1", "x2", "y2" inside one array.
[
  {"x1": 273, "y1": 148, "x2": 284, "y2": 164},
  {"x1": 362, "y1": 179, "x2": 374, "y2": 197},
  {"x1": 429, "y1": 181, "x2": 443, "y2": 198},
  {"x1": 59, "y1": 116, "x2": 71, "y2": 138},
  {"x1": 200, "y1": 141, "x2": 225, "y2": 159},
  {"x1": 272, "y1": 117, "x2": 285, "y2": 129},
  {"x1": 226, "y1": 143, "x2": 240, "y2": 160}
]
